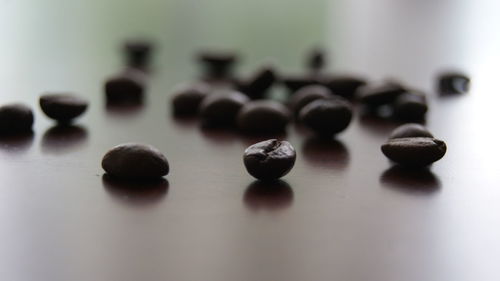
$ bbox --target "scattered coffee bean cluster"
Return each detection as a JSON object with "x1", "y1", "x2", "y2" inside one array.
[{"x1": 0, "y1": 39, "x2": 470, "y2": 184}]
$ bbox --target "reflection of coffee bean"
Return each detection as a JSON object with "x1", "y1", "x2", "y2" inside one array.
[
  {"x1": 102, "y1": 174, "x2": 168, "y2": 206},
  {"x1": 302, "y1": 137, "x2": 349, "y2": 170},
  {"x1": 299, "y1": 97, "x2": 353, "y2": 137},
  {"x1": 102, "y1": 143, "x2": 169, "y2": 180},
  {"x1": 39, "y1": 94, "x2": 88, "y2": 123},
  {"x1": 381, "y1": 137, "x2": 447, "y2": 167},
  {"x1": 243, "y1": 180, "x2": 293, "y2": 211},
  {"x1": 237, "y1": 101, "x2": 291, "y2": 134},
  {"x1": 381, "y1": 166, "x2": 441, "y2": 194},
  {"x1": 41, "y1": 125, "x2": 88, "y2": 154},
  {"x1": 389, "y1": 123, "x2": 433, "y2": 139},
  {"x1": 0, "y1": 131, "x2": 34, "y2": 153},
  {"x1": 0, "y1": 103, "x2": 34, "y2": 134},
  {"x1": 243, "y1": 139, "x2": 296, "y2": 180}
]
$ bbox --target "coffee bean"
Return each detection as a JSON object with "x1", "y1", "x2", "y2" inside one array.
[
  {"x1": 0, "y1": 104, "x2": 34, "y2": 134},
  {"x1": 123, "y1": 39, "x2": 153, "y2": 69},
  {"x1": 307, "y1": 48, "x2": 326, "y2": 72},
  {"x1": 171, "y1": 83, "x2": 210, "y2": 116},
  {"x1": 237, "y1": 66, "x2": 276, "y2": 99},
  {"x1": 289, "y1": 85, "x2": 331, "y2": 117},
  {"x1": 299, "y1": 97, "x2": 353, "y2": 137},
  {"x1": 102, "y1": 143, "x2": 169, "y2": 179},
  {"x1": 105, "y1": 70, "x2": 146, "y2": 104},
  {"x1": 381, "y1": 137, "x2": 446, "y2": 166},
  {"x1": 243, "y1": 139, "x2": 296, "y2": 180},
  {"x1": 281, "y1": 74, "x2": 319, "y2": 93},
  {"x1": 323, "y1": 76, "x2": 366, "y2": 100},
  {"x1": 358, "y1": 81, "x2": 406, "y2": 106},
  {"x1": 199, "y1": 90, "x2": 249, "y2": 127},
  {"x1": 392, "y1": 92, "x2": 428, "y2": 121},
  {"x1": 389, "y1": 123, "x2": 434, "y2": 139},
  {"x1": 237, "y1": 100, "x2": 291, "y2": 133},
  {"x1": 438, "y1": 72, "x2": 470, "y2": 94},
  {"x1": 197, "y1": 50, "x2": 239, "y2": 79},
  {"x1": 39, "y1": 94, "x2": 88, "y2": 123}
]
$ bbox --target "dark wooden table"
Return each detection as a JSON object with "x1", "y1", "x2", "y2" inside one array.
[{"x1": 1, "y1": 1, "x2": 499, "y2": 280}]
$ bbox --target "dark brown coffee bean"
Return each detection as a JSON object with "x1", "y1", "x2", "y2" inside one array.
[
  {"x1": 289, "y1": 85, "x2": 331, "y2": 117},
  {"x1": 358, "y1": 81, "x2": 406, "y2": 106},
  {"x1": 281, "y1": 74, "x2": 319, "y2": 93},
  {"x1": 39, "y1": 94, "x2": 88, "y2": 123},
  {"x1": 237, "y1": 66, "x2": 276, "y2": 99},
  {"x1": 0, "y1": 104, "x2": 34, "y2": 134},
  {"x1": 392, "y1": 92, "x2": 428, "y2": 121},
  {"x1": 102, "y1": 143, "x2": 169, "y2": 179},
  {"x1": 323, "y1": 76, "x2": 366, "y2": 100},
  {"x1": 438, "y1": 72, "x2": 470, "y2": 94},
  {"x1": 381, "y1": 137, "x2": 446, "y2": 166},
  {"x1": 123, "y1": 39, "x2": 153, "y2": 69},
  {"x1": 197, "y1": 50, "x2": 239, "y2": 79},
  {"x1": 389, "y1": 123, "x2": 433, "y2": 139},
  {"x1": 105, "y1": 70, "x2": 146, "y2": 104},
  {"x1": 243, "y1": 139, "x2": 296, "y2": 180},
  {"x1": 171, "y1": 83, "x2": 210, "y2": 116},
  {"x1": 199, "y1": 90, "x2": 249, "y2": 127},
  {"x1": 299, "y1": 97, "x2": 353, "y2": 137},
  {"x1": 307, "y1": 48, "x2": 326, "y2": 72},
  {"x1": 237, "y1": 101, "x2": 291, "y2": 133}
]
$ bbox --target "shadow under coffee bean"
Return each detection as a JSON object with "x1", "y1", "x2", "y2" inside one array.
[
  {"x1": 301, "y1": 137, "x2": 349, "y2": 170},
  {"x1": 380, "y1": 165, "x2": 441, "y2": 195},
  {"x1": 102, "y1": 174, "x2": 169, "y2": 207},
  {"x1": 243, "y1": 180, "x2": 294, "y2": 211},
  {"x1": 41, "y1": 125, "x2": 88, "y2": 154}
]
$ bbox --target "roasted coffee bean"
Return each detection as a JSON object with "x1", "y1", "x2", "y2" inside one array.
[
  {"x1": 237, "y1": 66, "x2": 276, "y2": 99},
  {"x1": 307, "y1": 48, "x2": 326, "y2": 72},
  {"x1": 358, "y1": 81, "x2": 406, "y2": 106},
  {"x1": 123, "y1": 39, "x2": 153, "y2": 69},
  {"x1": 281, "y1": 74, "x2": 319, "y2": 93},
  {"x1": 199, "y1": 90, "x2": 249, "y2": 127},
  {"x1": 197, "y1": 50, "x2": 239, "y2": 79},
  {"x1": 381, "y1": 137, "x2": 446, "y2": 166},
  {"x1": 299, "y1": 97, "x2": 353, "y2": 137},
  {"x1": 289, "y1": 85, "x2": 331, "y2": 117},
  {"x1": 438, "y1": 72, "x2": 470, "y2": 94},
  {"x1": 39, "y1": 94, "x2": 88, "y2": 123},
  {"x1": 102, "y1": 143, "x2": 169, "y2": 179},
  {"x1": 323, "y1": 76, "x2": 366, "y2": 100},
  {"x1": 0, "y1": 104, "x2": 34, "y2": 134},
  {"x1": 237, "y1": 100, "x2": 291, "y2": 133},
  {"x1": 389, "y1": 123, "x2": 433, "y2": 139},
  {"x1": 243, "y1": 139, "x2": 296, "y2": 180},
  {"x1": 171, "y1": 83, "x2": 210, "y2": 116},
  {"x1": 392, "y1": 92, "x2": 428, "y2": 121},
  {"x1": 105, "y1": 70, "x2": 146, "y2": 104}
]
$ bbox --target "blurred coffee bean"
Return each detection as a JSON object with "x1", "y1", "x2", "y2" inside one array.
[
  {"x1": 281, "y1": 74, "x2": 319, "y2": 93},
  {"x1": 289, "y1": 85, "x2": 331, "y2": 117},
  {"x1": 237, "y1": 100, "x2": 291, "y2": 133},
  {"x1": 358, "y1": 81, "x2": 406, "y2": 106},
  {"x1": 123, "y1": 39, "x2": 154, "y2": 69},
  {"x1": 299, "y1": 96, "x2": 353, "y2": 137},
  {"x1": 197, "y1": 50, "x2": 239, "y2": 79},
  {"x1": 237, "y1": 66, "x2": 276, "y2": 99},
  {"x1": 0, "y1": 104, "x2": 34, "y2": 134},
  {"x1": 381, "y1": 137, "x2": 447, "y2": 167},
  {"x1": 307, "y1": 47, "x2": 326, "y2": 72},
  {"x1": 39, "y1": 94, "x2": 88, "y2": 123},
  {"x1": 199, "y1": 90, "x2": 249, "y2": 127},
  {"x1": 438, "y1": 72, "x2": 470, "y2": 94},
  {"x1": 392, "y1": 92, "x2": 428, "y2": 121},
  {"x1": 389, "y1": 123, "x2": 433, "y2": 139},
  {"x1": 323, "y1": 76, "x2": 366, "y2": 100},
  {"x1": 171, "y1": 82, "x2": 210, "y2": 116},
  {"x1": 105, "y1": 70, "x2": 146, "y2": 104}
]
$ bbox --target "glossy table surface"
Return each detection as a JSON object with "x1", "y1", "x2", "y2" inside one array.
[{"x1": 1, "y1": 1, "x2": 500, "y2": 280}]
